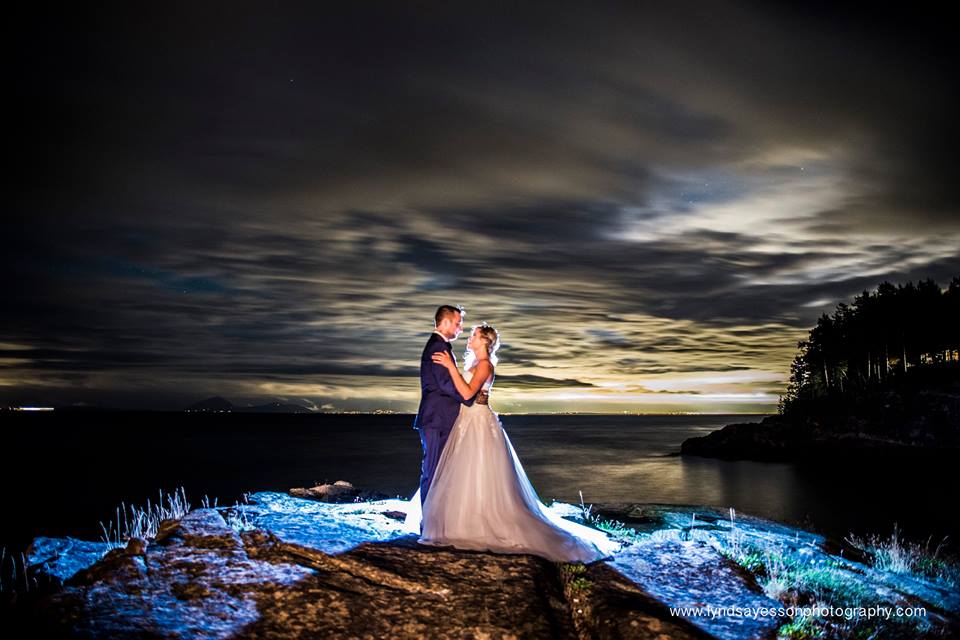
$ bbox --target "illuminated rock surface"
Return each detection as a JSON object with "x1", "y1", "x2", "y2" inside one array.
[{"x1": 12, "y1": 491, "x2": 957, "y2": 638}]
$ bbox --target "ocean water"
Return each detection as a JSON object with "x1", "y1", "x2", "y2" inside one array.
[{"x1": 2, "y1": 411, "x2": 956, "y2": 554}]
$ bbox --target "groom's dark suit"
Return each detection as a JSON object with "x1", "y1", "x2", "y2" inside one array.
[{"x1": 413, "y1": 332, "x2": 477, "y2": 508}]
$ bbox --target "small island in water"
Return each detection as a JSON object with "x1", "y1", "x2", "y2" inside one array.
[{"x1": 682, "y1": 277, "x2": 960, "y2": 461}]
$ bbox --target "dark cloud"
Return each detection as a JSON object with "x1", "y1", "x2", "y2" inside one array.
[
  {"x1": 3, "y1": 1, "x2": 958, "y2": 410},
  {"x1": 494, "y1": 375, "x2": 594, "y2": 390}
]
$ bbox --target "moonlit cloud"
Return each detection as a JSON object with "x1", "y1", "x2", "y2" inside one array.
[{"x1": 3, "y1": 2, "x2": 958, "y2": 411}]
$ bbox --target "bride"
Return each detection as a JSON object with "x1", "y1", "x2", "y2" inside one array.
[{"x1": 404, "y1": 323, "x2": 620, "y2": 563}]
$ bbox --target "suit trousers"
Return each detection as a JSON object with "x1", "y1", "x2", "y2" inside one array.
[{"x1": 418, "y1": 426, "x2": 452, "y2": 510}]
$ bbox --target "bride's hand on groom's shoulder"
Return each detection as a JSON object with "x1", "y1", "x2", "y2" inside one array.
[{"x1": 431, "y1": 350, "x2": 455, "y2": 370}]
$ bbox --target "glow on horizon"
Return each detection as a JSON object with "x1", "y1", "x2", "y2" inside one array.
[
  {"x1": 538, "y1": 391, "x2": 777, "y2": 401},
  {"x1": 245, "y1": 376, "x2": 783, "y2": 413}
]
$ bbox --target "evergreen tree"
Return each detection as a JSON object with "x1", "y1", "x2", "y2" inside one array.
[{"x1": 778, "y1": 276, "x2": 959, "y2": 414}]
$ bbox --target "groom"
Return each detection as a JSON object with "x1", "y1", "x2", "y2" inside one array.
[{"x1": 414, "y1": 304, "x2": 487, "y2": 511}]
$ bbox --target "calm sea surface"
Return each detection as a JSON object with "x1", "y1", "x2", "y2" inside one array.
[{"x1": 2, "y1": 411, "x2": 956, "y2": 554}]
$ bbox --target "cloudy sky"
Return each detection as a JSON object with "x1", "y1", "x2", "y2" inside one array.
[{"x1": 4, "y1": 1, "x2": 958, "y2": 412}]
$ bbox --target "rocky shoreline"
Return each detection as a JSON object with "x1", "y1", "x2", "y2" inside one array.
[
  {"x1": 681, "y1": 387, "x2": 960, "y2": 461},
  {"x1": 4, "y1": 483, "x2": 958, "y2": 638}
]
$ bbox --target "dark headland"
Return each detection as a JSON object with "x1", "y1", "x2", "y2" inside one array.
[{"x1": 682, "y1": 278, "x2": 960, "y2": 461}]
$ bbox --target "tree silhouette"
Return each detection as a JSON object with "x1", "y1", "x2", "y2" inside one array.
[{"x1": 778, "y1": 276, "x2": 960, "y2": 414}]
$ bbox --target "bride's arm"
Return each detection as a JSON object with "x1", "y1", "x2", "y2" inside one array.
[
  {"x1": 431, "y1": 352, "x2": 492, "y2": 400},
  {"x1": 424, "y1": 343, "x2": 469, "y2": 403}
]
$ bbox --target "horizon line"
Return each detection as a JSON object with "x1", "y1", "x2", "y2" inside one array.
[{"x1": 2, "y1": 406, "x2": 775, "y2": 416}]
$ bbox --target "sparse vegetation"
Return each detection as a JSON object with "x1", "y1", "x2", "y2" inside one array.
[
  {"x1": 573, "y1": 489, "x2": 645, "y2": 545},
  {"x1": 567, "y1": 576, "x2": 592, "y2": 592},
  {"x1": 223, "y1": 502, "x2": 255, "y2": 532},
  {"x1": 577, "y1": 490, "x2": 592, "y2": 522},
  {"x1": 559, "y1": 562, "x2": 586, "y2": 575},
  {"x1": 719, "y1": 538, "x2": 939, "y2": 638},
  {"x1": 845, "y1": 523, "x2": 958, "y2": 587},
  {"x1": 99, "y1": 487, "x2": 191, "y2": 549},
  {"x1": 574, "y1": 504, "x2": 954, "y2": 639},
  {"x1": 0, "y1": 547, "x2": 36, "y2": 596},
  {"x1": 558, "y1": 561, "x2": 592, "y2": 592},
  {"x1": 710, "y1": 519, "x2": 954, "y2": 639},
  {"x1": 3, "y1": 487, "x2": 259, "y2": 605},
  {"x1": 592, "y1": 518, "x2": 644, "y2": 544}
]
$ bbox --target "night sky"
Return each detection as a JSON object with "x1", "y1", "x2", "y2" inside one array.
[{"x1": 5, "y1": 2, "x2": 958, "y2": 412}]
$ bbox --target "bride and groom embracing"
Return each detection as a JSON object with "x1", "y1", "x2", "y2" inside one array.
[{"x1": 404, "y1": 305, "x2": 619, "y2": 563}]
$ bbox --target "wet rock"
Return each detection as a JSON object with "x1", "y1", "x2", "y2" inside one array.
[
  {"x1": 15, "y1": 493, "x2": 778, "y2": 638},
  {"x1": 289, "y1": 479, "x2": 360, "y2": 502},
  {"x1": 30, "y1": 509, "x2": 316, "y2": 639},
  {"x1": 123, "y1": 537, "x2": 148, "y2": 556},
  {"x1": 288, "y1": 479, "x2": 390, "y2": 503},
  {"x1": 558, "y1": 560, "x2": 714, "y2": 639},
  {"x1": 25, "y1": 536, "x2": 114, "y2": 586},
  {"x1": 609, "y1": 536, "x2": 784, "y2": 639},
  {"x1": 642, "y1": 504, "x2": 960, "y2": 629},
  {"x1": 237, "y1": 491, "x2": 413, "y2": 554}
]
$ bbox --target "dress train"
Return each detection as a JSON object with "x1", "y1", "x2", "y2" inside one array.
[{"x1": 404, "y1": 402, "x2": 620, "y2": 563}]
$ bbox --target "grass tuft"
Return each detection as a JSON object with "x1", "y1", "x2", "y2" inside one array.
[
  {"x1": 712, "y1": 523, "x2": 952, "y2": 639},
  {"x1": 1, "y1": 546, "x2": 42, "y2": 598},
  {"x1": 571, "y1": 489, "x2": 645, "y2": 545},
  {"x1": 223, "y1": 502, "x2": 255, "y2": 532},
  {"x1": 99, "y1": 487, "x2": 191, "y2": 549},
  {"x1": 845, "y1": 524, "x2": 958, "y2": 586}
]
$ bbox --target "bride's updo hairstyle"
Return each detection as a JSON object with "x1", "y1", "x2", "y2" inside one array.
[{"x1": 464, "y1": 323, "x2": 500, "y2": 368}]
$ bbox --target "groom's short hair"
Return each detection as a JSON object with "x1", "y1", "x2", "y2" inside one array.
[{"x1": 435, "y1": 304, "x2": 464, "y2": 326}]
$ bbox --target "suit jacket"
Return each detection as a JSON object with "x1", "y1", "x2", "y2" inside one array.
[{"x1": 413, "y1": 332, "x2": 476, "y2": 431}]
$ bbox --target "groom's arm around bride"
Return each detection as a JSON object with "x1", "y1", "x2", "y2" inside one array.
[
  {"x1": 414, "y1": 332, "x2": 479, "y2": 434},
  {"x1": 413, "y1": 305, "x2": 485, "y2": 435}
]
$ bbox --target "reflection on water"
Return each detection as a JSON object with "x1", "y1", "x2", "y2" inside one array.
[
  {"x1": 509, "y1": 419, "x2": 805, "y2": 522},
  {"x1": 2, "y1": 412, "x2": 956, "y2": 553},
  {"x1": 540, "y1": 456, "x2": 803, "y2": 520}
]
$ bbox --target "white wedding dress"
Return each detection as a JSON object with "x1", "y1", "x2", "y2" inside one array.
[{"x1": 404, "y1": 367, "x2": 620, "y2": 563}]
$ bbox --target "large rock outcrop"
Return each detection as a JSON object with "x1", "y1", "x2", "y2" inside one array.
[
  {"x1": 9, "y1": 491, "x2": 958, "y2": 638},
  {"x1": 8, "y1": 492, "x2": 786, "y2": 638},
  {"x1": 681, "y1": 386, "x2": 960, "y2": 461}
]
